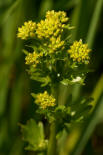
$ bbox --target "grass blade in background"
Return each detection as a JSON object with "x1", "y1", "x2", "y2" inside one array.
[
  {"x1": 9, "y1": 137, "x2": 24, "y2": 155},
  {"x1": 10, "y1": 74, "x2": 24, "y2": 132},
  {"x1": 38, "y1": 0, "x2": 53, "y2": 17},
  {"x1": 91, "y1": 74, "x2": 103, "y2": 109},
  {"x1": 71, "y1": 74, "x2": 103, "y2": 155},
  {"x1": 0, "y1": 65, "x2": 11, "y2": 116},
  {"x1": 87, "y1": 0, "x2": 103, "y2": 48},
  {"x1": 71, "y1": 93, "x2": 103, "y2": 155},
  {"x1": 1, "y1": 0, "x2": 21, "y2": 25},
  {"x1": 0, "y1": 0, "x2": 23, "y2": 116}
]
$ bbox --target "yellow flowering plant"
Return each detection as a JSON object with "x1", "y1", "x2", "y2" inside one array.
[{"x1": 18, "y1": 10, "x2": 93, "y2": 154}]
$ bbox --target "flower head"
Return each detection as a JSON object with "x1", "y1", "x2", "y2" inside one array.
[
  {"x1": 17, "y1": 21, "x2": 36, "y2": 39},
  {"x1": 48, "y1": 36, "x2": 64, "y2": 53},
  {"x1": 35, "y1": 91, "x2": 56, "y2": 109},
  {"x1": 68, "y1": 40, "x2": 91, "y2": 63},
  {"x1": 25, "y1": 51, "x2": 42, "y2": 68},
  {"x1": 46, "y1": 10, "x2": 68, "y2": 23},
  {"x1": 36, "y1": 10, "x2": 69, "y2": 39}
]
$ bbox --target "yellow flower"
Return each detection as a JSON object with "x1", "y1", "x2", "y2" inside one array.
[
  {"x1": 46, "y1": 10, "x2": 68, "y2": 23},
  {"x1": 17, "y1": 21, "x2": 36, "y2": 39},
  {"x1": 25, "y1": 51, "x2": 42, "y2": 68},
  {"x1": 68, "y1": 40, "x2": 91, "y2": 63},
  {"x1": 35, "y1": 91, "x2": 56, "y2": 109},
  {"x1": 49, "y1": 36, "x2": 64, "y2": 53},
  {"x1": 36, "y1": 10, "x2": 69, "y2": 39}
]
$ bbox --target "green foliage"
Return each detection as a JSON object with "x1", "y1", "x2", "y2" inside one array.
[
  {"x1": 32, "y1": 92, "x2": 93, "y2": 133},
  {"x1": 19, "y1": 119, "x2": 48, "y2": 152}
]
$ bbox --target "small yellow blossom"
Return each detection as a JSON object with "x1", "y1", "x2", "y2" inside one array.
[
  {"x1": 46, "y1": 10, "x2": 68, "y2": 23},
  {"x1": 68, "y1": 40, "x2": 91, "y2": 63},
  {"x1": 36, "y1": 10, "x2": 69, "y2": 39},
  {"x1": 35, "y1": 91, "x2": 56, "y2": 109},
  {"x1": 17, "y1": 21, "x2": 36, "y2": 39},
  {"x1": 49, "y1": 36, "x2": 64, "y2": 53},
  {"x1": 25, "y1": 51, "x2": 42, "y2": 67}
]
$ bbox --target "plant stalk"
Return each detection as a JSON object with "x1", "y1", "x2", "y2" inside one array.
[
  {"x1": 47, "y1": 84, "x2": 57, "y2": 155},
  {"x1": 47, "y1": 122, "x2": 56, "y2": 155}
]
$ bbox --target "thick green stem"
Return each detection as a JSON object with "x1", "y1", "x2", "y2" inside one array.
[
  {"x1": 47, "y1": 84, "x2": 57, "y2": 155},
  {"x1": 47, "y1": 122, "x2": 56, "y2": 155}
]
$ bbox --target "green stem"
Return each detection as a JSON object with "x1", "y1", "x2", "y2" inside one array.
[
  {"x1": 47, "y1": 84, "x2": 57, "y2": 155},
  {"x1": 47, "y1": 122, "x2": 56, "y2": 155}
]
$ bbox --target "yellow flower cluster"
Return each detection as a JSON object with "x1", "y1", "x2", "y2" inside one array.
[
  {"x1": 17, "y1": 11, "x2": 69, "y2": 54},
  {"x1": 49, "y1": 36, "x2": 64, "y2": 53},
  {"x1": 36, "y1": 10, "x2": 68, "y2": 39},
  {"x1": 25, "y1": 51, "x2": 42, "y2": 68},
  {"x1": 68, "y1": 40, "x2": 91, "y2": 63},
  {"x1": 46, "y1": 10, "x2": 68, "y2": 23},
  {"x1": 17, "y1": 21, "x2": 36, "y2": 39},
  {"x1": 35, "y1": 91, "x2": 56, "y2": 109},
  {"x1": 36, "y1": 10, "x2": 68, "y2": 53}
]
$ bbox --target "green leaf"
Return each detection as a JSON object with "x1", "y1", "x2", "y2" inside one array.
[
  {"x1": 30, "y1": 74, "x2": 51, "y2": 87},
  {"x1": 60, "y1": 77, "x2": 84, "y2": 86},
  {"x1": 19, "y1": 119, "x2": 48, "y2": 152},
  {"x1": 70, "y1": 98, "x2": 93, "y2": 122}
]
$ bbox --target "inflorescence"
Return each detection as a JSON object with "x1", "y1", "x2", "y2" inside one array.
[
  {"x1": 25, "y1": 51, "x2": 43, "y2": 68},
  {"x1": 35, "y1": 91, "x2": 56, "y2": 109},
  {"x1": 36, "y1": 10, "x2": 68, "y2": 39},
  {"x1": 68, "y1": 40, "x2": 91, "y2": 63},
  {"x1": 18, "y1": 10, "x2": 91, "y2": 65},
  {"x1": 17, "y1": 10, "x2": 92, "y2": 109},
  {"x1": 17, "y1": 21, "x2": 36, "y2": 39}
]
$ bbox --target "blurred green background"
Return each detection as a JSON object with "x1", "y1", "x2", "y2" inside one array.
[{"x1": 0, "y1": 0, "x2": 103, "y2": 155}]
